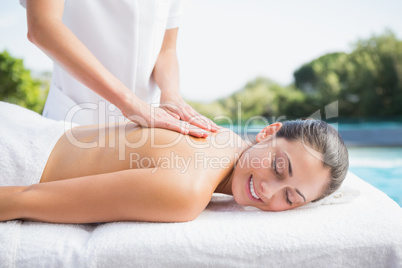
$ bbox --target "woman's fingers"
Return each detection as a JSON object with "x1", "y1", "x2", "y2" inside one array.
[
  {"x1": 187, "y1": 114, "x2": 218, "y2": 132},
  {"x1": 152, "y1": 109, "x2": 209, "y2": 138},
  {"x1": 186, "y1": 115, "x2": 212, "y2": 131},
  {"x1": 159, "y1": 102, "x2": 181, "y2": 118},
  {"x1": 127, "y1": 102, "x2": 214, "y2": 138},
  {"x1": 159, "y1": 119, "x2": 208, "y2": 138},
  {"x1": 164, "y1": 109, "x2": 180, "y2": 120},
  {"x1": 179, "y1": 106, "x2": 218, "y2": 132},
  {"x1": 188, "y1": 128, "x2": 209, "y2": 138},
  {"x1": 159, "y1": 119, "x2": 189, "y2": 135},
  {"x1": 159, "y1": 101, "x2": 218, "y2": 133}
]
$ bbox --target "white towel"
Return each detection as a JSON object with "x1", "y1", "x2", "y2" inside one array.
[
  {"x1": 1, "y1": 172, "x2": 401, "y2": 268},
  {"x1": 0, "y1": 102, "x2": 69, "y2": 186},
  {"x1": 298, "y1": 184, "x2": 361, "y2": 209}
]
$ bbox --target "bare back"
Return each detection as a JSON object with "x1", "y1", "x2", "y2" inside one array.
[{"x1": 41, "y1": 122, "x2": 246, "y2": 193}]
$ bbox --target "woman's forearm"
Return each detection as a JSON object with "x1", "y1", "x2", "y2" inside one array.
[
  {"x1": 154, "y1": 48, "x2": 181, "y2": 101},
  {"x1": 0, "y1": 186, "x2": 25, "y2": 221},
  {"x1": 153, "y1": 28, "x2": 181, "y2": 101},
  {"x1": 26, "y1": 1, "x2": 137, "y2": 110}
]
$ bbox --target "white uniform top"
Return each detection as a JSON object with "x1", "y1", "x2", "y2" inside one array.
[{"x1": 20, "y1": 0, "x2": 183, "y2": 125}]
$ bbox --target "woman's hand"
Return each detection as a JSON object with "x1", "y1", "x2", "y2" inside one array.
[
  {"x1": 159, "y1": 95, "x2": 219, "y2": 134},
  {"x1": 121, "y1": 97, "x2": 210, "y2": 138}
]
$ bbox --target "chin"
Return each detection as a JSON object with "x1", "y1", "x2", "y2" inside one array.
[
  {"x1": 231, "y1": 186, "x2": 243, "y2": 205},
  {"x1": 232, "y1": 195, "x2": 243, "y2": 206},
  {"x1": 232, "y1": 190, "x2": 248, "y2": 206}
]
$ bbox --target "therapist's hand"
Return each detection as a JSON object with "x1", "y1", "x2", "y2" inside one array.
[
  {"x1": 159, "y1": 96, "x2": 219, "y2": 133},
  {"x1": 121, "y1": 98, "x2": 210, "y2": 138}
]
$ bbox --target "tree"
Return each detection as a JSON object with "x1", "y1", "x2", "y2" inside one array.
[
  {"x1": 0, "y1": 50, "x2": 47, "y2": 113},
  {"x1": 189, "y1": 30, "x2": 402, "y2": 121},
  {"x1": 293, "y1": 30, "x2": 402, "y2": 117}
]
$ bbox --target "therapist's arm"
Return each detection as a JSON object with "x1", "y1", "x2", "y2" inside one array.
[
  {"x1": 153, "y1": 28, "x2": 218, "y2": 132},
  {"x1": 24, "y1": 0, "x2": 206, "y2": 137}
]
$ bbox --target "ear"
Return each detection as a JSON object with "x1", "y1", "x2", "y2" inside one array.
[{"x1": 255, "y1": 122, "x2": 283, "y2": 143}]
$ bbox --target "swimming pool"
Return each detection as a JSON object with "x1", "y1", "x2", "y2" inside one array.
[{"x1": 348, "y1": 146, "x2": 402, "y2": 207}]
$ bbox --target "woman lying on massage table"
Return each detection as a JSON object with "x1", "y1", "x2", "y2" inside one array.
[{"x1": 0, "y1": 101, "x2": 349, "y2": 223}]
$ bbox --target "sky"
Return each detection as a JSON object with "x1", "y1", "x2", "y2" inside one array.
[{"x1": 1, "y1": 0, "x2": 402, "y2": 102}]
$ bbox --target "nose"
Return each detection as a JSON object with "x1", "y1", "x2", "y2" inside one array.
[{"x1": 259, "y1": 179, "x2": 282, "y2": 200}]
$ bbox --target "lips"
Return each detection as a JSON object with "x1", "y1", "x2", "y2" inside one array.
[{"x1": 246, "y1": 175, "x2": 263, "y2": 202}]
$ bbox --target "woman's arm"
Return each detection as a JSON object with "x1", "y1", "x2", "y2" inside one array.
[
  {"x1": 2, "y1": 168, "x2": 209, "y2": 223},
  {"x1": 154, "y1": 29, "x2": 181, "y2": 105},
  {"x1": 154, "y1": 29, "x2": 218, "y2": 132},
  {"x1": 25, "y1": 0, "x2": 205, "y2": 137},
  {"x1": 26, "y1": 0, "x2": 135, "y2": 111}
]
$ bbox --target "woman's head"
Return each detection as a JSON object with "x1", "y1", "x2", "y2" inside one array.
[{"x1": 231, "y1": 119, "x2": 349, "y2": 211}]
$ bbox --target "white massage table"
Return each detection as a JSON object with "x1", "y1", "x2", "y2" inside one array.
[{"x1": 1, "y1": 172, "x2": 401, "y2": 267}]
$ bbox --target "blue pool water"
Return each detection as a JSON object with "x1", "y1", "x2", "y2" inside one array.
[{"x1": 347, "y1": 147, "x2": 402, "y2": 207}]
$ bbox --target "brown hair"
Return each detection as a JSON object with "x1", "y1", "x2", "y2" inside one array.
[{"x1": 275, "y1": 119, "x2": 349, "y2": 202}]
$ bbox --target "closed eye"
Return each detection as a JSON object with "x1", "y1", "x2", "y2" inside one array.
[
  {"x1": 272, "y1": 156, "x2": 280, "y2": 176},
  {"x1": 274, "y1": 156, "x2": 291, "y2": 205},
  {"x1": 285, "y1": 190, "x2": 293, "y2": 206}
]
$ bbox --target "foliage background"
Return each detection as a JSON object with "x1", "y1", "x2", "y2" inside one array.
[
  {"x1": 188, "y1": 31, "x2": 402, "y2": 123},
  {"x1": 0, "y1": 50, "x2": 48, "y2": 113}
]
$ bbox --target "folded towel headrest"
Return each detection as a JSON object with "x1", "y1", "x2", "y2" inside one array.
[{"x1": 297, "y1": 185, "x2": 360, "y2": 209}]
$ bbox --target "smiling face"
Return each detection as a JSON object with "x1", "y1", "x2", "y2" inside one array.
[{"x1": 231, "y1": 136, "x2": 331, "y2": 211}]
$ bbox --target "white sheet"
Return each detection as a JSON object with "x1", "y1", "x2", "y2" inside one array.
[
  {"x1": 0, "y1": 101, "x2": 69, "y2": 186},
  {"x1": 1, "y1": 172, "x2": 401, "y2": 267}
]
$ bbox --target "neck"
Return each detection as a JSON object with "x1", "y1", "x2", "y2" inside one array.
[{"x1": 214, "y1": 138, "x2": 252, "y2": 195}]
